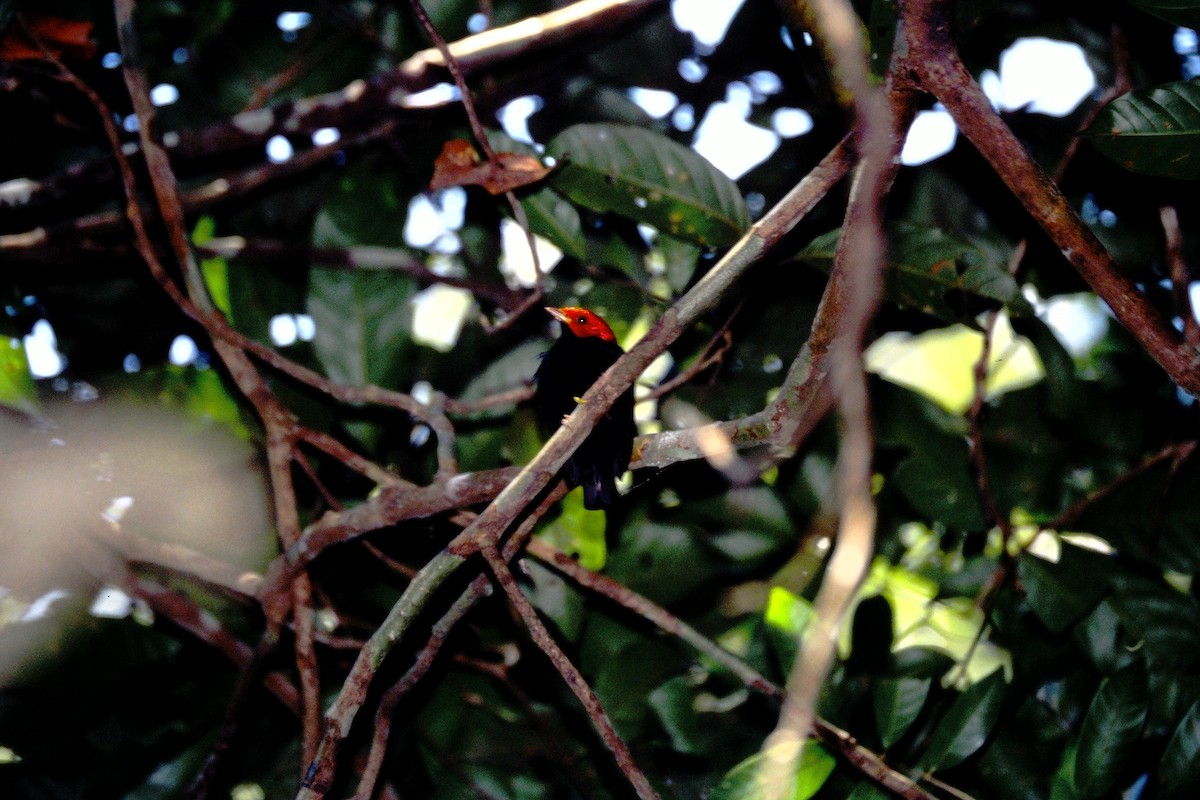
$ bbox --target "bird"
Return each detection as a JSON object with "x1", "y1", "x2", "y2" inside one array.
[{"x1": 534, "y1": 306, "x2": 636, "y2": 510}]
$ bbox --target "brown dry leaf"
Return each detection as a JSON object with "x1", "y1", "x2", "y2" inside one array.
[
  {"x1": 0, "y1": 16, "x2": 96, "y2": 61},
  {"x1": 429, "y1": 138, "x2": 551, "y2": 195}
]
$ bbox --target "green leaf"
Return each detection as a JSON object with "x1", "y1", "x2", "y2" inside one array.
[
  {"x1": 486, "y1": 129, "x2": 586, "y2": 260},
  {"x1": 455, "y1": 339, "x2": 545, "y2": 420},
  {"x1": 183, "y1": 367, "x2": 250, "y2": 438},
  {"x1": 1050, "y1": 742, "x2": 1081, "y2": 800},
  {"x1": 305, "y1": 268, "x2": 416, "y2": 390},
  {"x1": 1086, "y1": 80, "x2": 1200, "y2": 180},
  {"x1": 546, "y1": 123, "x2": 750, "y2": 247},
  {"x1": 799, "y1": 223, "x2": 1032, "y2": 321},
  {"x1": 521, "y1": 186, "x2": 587, "y2": 260},
  {"x1": 710, "y1": 742, "x2": 836, "y2": 800},
  {"x1": 647, "y1": 675, "x2": 705, "y2": 755},
  {"x1": 604, "y1": 515, "x2": 722, "y2": 606},
  {"x1": 1122, "y1": 0, "x2": 1200, "y2": 28},
  {"x1": 191, "y1": 216, "x2": 232, "y2": 317},
  {"x1": 536, "y1": 490, "x2": 607, "y2": 571},
  {"x1": 1018, "y1": 549, "x2": 1109, "y2": 634},
  {"x1": 1073, "y1": 660, "x2": 1147, "y2": 798},
  {"x1": 1161, "y1": 700, "x2": 1200, "y2": 799},
  {"x1": 873, "y1": 677, "x2": 931, "y2": 748},
  {"x1": 846, "y1": 784, "x2": 892, "y2": 800},
  {"x1": 0, "y1": 337, "x2": 38, "y2": 415},
  {"x1": 522, "y1": 560, "x2": 586, "y2": 641},
  {"x1": 1109, "y1": 574, "x2": 1200, "y2": 669},
  {"x1": 874, "y1": 382, "x2": 987, "y2": 531},
  {"x1": 918, "y1": 668, "x2": 1007, "y2": 771}
]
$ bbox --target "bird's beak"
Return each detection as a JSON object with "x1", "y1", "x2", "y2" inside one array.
[{"x1": 545, "y1": 307, "x2": 570, "y2": 324}]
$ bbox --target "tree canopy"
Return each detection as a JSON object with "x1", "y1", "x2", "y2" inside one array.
[{"x1": 2, "y1": 0, "x2": 1200, "y2": 799}]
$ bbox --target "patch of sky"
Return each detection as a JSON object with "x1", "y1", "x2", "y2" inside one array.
[
  {"x1": 746, "y1": 70, "x2": 783, "y2": 99},
  {"x1": 672, "y1": 103, "x2": 695, "y2": 132},
  {"x1": 277, "y1": 12, "x2": 312, "y2": 33},
  {"x1": 982, "y1": 38, "x2": 1096, "y2": 116},
  {"x1": 772, "y1": 107, "x2": 813, "y2": 138},
  {"x1": 499, "y1": 219, "x2": 563, "y2": 288},
  {"x1": 671, "y1": 0, "x2": 746, "y2": 49},
  {"x1": 23, "y1": 319, "x2": 65, "y2": 378},
  {"x1": 467, "y1": 13, "x2": 489, "y2": 34},
  {"x1": 150, "y1": 83, "x2": 179, "y2": 107},
  {"x1": 692, "y1": 82, "x2": 778, "y2": 179},
  {"x1": 904, "y1": 38, "x2": 1097, "y2": 166},
  {"x1": 677, "y1": 57, "x2": 707, "y2": 83},
  {"x1": 497, "y1": 95, "x2": 544, "y2": 146},
  {"x1": 168, "y1": 334, "x2": 198, "y2": 366},
  {"x1": 268, "y1": 313, "x2": 317, "y2": 347},
  {"x1": 404, "y1": 188, "x2": 466, "y2": 254},
  {"x1": 901, "y1": 106, "x2": 957, "y2": 166},
  {"x1": 266, "y1": 135, "x2": 294, "y2": 164},
  {"x1": 1025, "y1": 287, "x2": 1109, "y2": 358},
  {"x1": 1175, "y1": 27, "x2": 1199, "y2": 77},
  {"x1": 628, "y1": 87, "x2": 678, "y2": 119},
  {"x1": 1081, "y1": 194, "x2": 1118, "y2": 228},
  {"x1": 312, "y1": 127, "x2": 340, "y2": 147}
]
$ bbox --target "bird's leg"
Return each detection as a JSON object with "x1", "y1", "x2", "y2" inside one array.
[{"x1": 561, "y1": 395, "x2": 587, "y2": 426}]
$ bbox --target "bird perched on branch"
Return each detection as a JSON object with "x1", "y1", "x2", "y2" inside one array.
[{"x1": 535, "y1": 306, "x2": 636, "y2": 510}]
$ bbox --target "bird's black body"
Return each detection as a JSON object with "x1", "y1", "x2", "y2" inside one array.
[{"x1": 535, "y1": 310, "x2": 635, "y2": 510}]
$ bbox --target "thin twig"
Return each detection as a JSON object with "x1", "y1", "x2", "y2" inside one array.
[
  {"x1": 405, "y1": 0, "x2": 545, "y2": 325},
  {"x1": 1161, "y1": 205, "x2": 1200, "y2": 349},
  {"x1": 478, "y1": 538, "x2": 660, "y2": 800},
  {"x1": 758, "y1": 0, "x2": 894, "y2": 793}
]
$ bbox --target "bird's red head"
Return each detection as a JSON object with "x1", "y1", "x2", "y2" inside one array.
[{"x1": 546, "y1": 306, "x2": 617, "y2": 343}]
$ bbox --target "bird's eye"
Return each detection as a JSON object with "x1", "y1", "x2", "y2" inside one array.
[{"x1": 577, "y1": 316, "x2": 587, "y2": 324}]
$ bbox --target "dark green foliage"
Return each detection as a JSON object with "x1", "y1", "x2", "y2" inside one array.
[{"x1": 4, "y1": 0, "x2": 1200, "y2": 798}]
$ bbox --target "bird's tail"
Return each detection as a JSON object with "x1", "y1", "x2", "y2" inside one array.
[{"x1": 580, "y1": 468, "x2": 616, "y2": 510}]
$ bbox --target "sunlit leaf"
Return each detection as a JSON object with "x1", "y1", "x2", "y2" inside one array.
[
  {"x1": 1086, "y1": 80, "x2": 1200, "y2": 179},
  {"x1": 764, "y1": 586, "x2": 814, "y2": 637},
  {"x1": 865, "y1": 316, "x2": 1045, "y2": 416},
  {"x1": 710, "y1": 742, "x2": 836, "y2": 800},
  {"x1": 192, "y1": 217, "x2": 232, "y2": 317},
  {"x1": 1073, "y1": 660, "x2": 1147, "y2": 798},
  {"x1": 0, "y1": 337, "x2": 38, "y2": 415},
  {"x1": 547, "y1": 123, "x2": 750, "y2": 247},
  {"x1": 536, "y1": 489, "x2": 607, "y2": 571}
]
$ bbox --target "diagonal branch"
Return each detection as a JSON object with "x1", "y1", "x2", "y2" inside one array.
[
  {"x1": 901, "y1": 0, "x2": 1200, "y2": 394},
  {"x1": 758, "y1": 0, "x2": 898, "y2": 794},
  {"x1": 293, "y1": 135, "x2": 855, "y2": 799},
  {"x1": 478, "y1": 537, "x2": 660, "y2": 800}
]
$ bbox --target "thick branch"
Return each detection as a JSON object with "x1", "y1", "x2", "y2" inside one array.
[{"x1": 901, "y1": 0, "x2": 1200, "y2": 393}]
